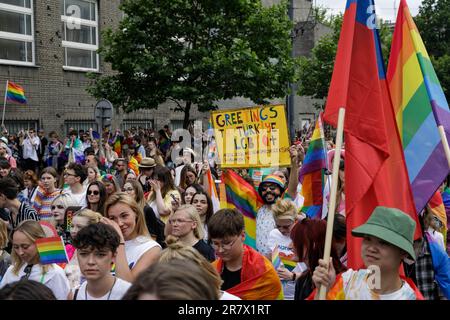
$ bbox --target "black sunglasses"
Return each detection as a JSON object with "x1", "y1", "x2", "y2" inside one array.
[{"x1": 87, "y1": 190, "x2": 100, "y2": 195}]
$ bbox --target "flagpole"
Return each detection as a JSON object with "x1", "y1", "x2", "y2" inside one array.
[
  {"x1": 2, "y1": 80, "x2": 8, "y2": 128},
  {"x1": 319, "y1": 107, "x2": 345, "y2": 300},
  {"x1": 438, "y1": 126, "x2": 450, "y2": 168}
]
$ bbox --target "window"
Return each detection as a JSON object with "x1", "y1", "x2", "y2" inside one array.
[
  {"x1": 61, "y1": 0, "x2": 98, "y2": 71},
  {"x1": 0, "y1": 0, "x2": 34, "y2": 65},
  {"x1": 170, "y1": 120, "x2": 184, "y2": 131},
  {"x1": 4, "y1": 120, "x2": 37, "y2": 135},
  {"x1": 65, "y1": 120, "x2": 96, "y2": 135},
  {"x1": 121, "y1": 120, "x2": 154, "y2": 131}
]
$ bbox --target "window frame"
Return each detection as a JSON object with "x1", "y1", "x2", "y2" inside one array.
[
  {"x1": 0, "y1": 0, "x2": 35, "y2": 66},
  {"x1": 61, "y1": 0, "x2": 99, "y2": 72}
]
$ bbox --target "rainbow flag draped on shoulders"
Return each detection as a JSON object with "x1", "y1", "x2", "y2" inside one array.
[
  {"x1": 298, "y1": 113, "x2": 327, "y2": 218},
  {"x1": 222, "y1": 169, "x2": 263, "y2": 249},
  {"x1": 6, "y1": 81, "x2": 27, "y2": 104},
  {"x1": 387, "y1": 0, "x2": 450, "y2": 214}
]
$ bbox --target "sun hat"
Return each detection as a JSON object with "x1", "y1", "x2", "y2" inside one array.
[
  {"x1": 138, "y1": 157, "x2": 156, "y2": 168},
  {"x1": 352, "y1": 206, "x2": 416, "y2": 260}
]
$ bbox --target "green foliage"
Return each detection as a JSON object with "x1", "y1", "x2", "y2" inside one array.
[
  {"x1": 87, "y1": 0, "x2": 299, "y2": 128},
  {"x1": 415, "y1": 0, "x2": 450, "y2": 96}
]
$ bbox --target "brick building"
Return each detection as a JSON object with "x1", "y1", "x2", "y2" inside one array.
[{"x1": 0, "y1": 0, "x2": 329, "y2": 137}]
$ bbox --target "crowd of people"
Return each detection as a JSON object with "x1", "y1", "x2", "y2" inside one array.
[{"x1": 0, "y1": 123, "x2": 448, "y2": 301}]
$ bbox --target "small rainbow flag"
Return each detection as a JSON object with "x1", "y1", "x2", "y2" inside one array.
[
  {"x1": 6, "y1": 81, "x2": 27, "y2": 104},
  {"x1": 280, "y1": 256, "x2": 297, "y2": 272},
  {"x1": 113, "y1": 137, "x2": 122, "y2": 157},
  {"x1": 272, "y1": 245, "x2": 282, "y2": 269},
  {"x1": 206, "y1": 170, "x2": 220, "y2": 213},
  {"x1": 298, "y1": 113, "x2": 327, "y2": 218},
  {"x1": 35, "y1": 236, "x2": 68, "y2": 265},
  {"x1": 222, "y1": 169, "x2": 263, "y2": 249}
]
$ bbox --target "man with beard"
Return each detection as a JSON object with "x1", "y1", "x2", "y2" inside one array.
[{"x1": 255, "y1": 145, "x2": 302, "y2": 258}]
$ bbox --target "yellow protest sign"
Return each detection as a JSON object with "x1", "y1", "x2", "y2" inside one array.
[{"x1": 211, "y1": 105, "x2": 291, "y2": 168}]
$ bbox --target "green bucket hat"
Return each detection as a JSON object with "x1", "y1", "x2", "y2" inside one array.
[{"x1": 351, "y1": 206, "x2": 416, "y2": 260}]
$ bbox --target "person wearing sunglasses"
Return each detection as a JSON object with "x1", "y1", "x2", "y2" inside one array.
[
  {"x1": 208, "y1": 208, "x2": 283, "y2": 300},
  {"x1": 267, "y1": 198, "x2": 305, "y2": 300},
  {"x1": 86, "y1": 181, "x2": 107, "y2": 215},
  {"x1": 0, "y1": 220, "x2": 70, "y2": 300}
]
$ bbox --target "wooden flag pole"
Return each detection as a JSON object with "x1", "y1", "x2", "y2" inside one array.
[
  {"x1": 438, "y1": 126, "x2": 450, "y2": 168},
  {"x1": 318, "y1": 107, "x2": 345, "y2": 300},
  {"x1": 2, "y1": 80, "x2": 8, "y2": 128}
]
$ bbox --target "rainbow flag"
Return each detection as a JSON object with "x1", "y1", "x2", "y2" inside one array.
[
  {"x1": 128, "y1": 156, "x2": 139, "y2": 175},
  {"x1": 298, "y1": 113, "x2": 327, "y2": 218},
  {"x1": 113, "y1": 137, "x2": 122, "y2": 157},
  {"x1": 206, "y1": 170, "x2": 220, "y2": 213},
  {"x1": 222, "y1": 169, "x2": 263, "y2": 249},
  {"x1": 280, "y1": 256, "x2": 297, "y2": 272},
  {"x1": 387, "y1": 0, "x2": 450, "y2": 214},
  {"x1": 36, "y1": 236, "x2": 68, "y2": 265},
  {"x1": 6, "y1": 81, "x2": 27, "y2": 104},
  {"x1": 271, "y1": 246, "x2": 282, "y2": 269}
]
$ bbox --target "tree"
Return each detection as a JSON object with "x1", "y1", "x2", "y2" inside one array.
[
  {"x1": 415, "y1": 0, "x2": 450, "y2": 96},
  {"x1": 87, "y1": 0, "x2": 299, "y2": 129},
  {"x1": 297, "y1": 13, "x2": 392, "y2": 110}
]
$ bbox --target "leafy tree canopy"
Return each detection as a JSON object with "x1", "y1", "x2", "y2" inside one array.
[{"x1": 87, "y1": 0, "x2": 300, "y2": 128}]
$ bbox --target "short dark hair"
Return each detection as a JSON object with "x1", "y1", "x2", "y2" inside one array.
[
  {"x1": 72, "y1": 223, "x2": 121, "y2": 252},
  {"x1": 0, "y1": 158, "x2": 11, "y2": 169},
  {"x1": 0, "y1": 280, "x2": 56, "y2": 300},
  {"x1": 207, "y1": 208, "x2": 244, "y2": 239},
  {"x1": 66, "y1": 163, "x2": 87, "y2": 183},
  {"x1": 0, "y1": 177, "x2": 19, "y2": 199},
  {"x1": 69, "y1": 130, "x2": 78, "y2": 136}
]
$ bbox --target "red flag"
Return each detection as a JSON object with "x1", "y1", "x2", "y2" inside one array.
[{"x1": 323, "y1": 0, "x2": 421, "y2": 269}]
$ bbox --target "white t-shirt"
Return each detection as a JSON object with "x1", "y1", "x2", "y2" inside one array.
[
  {"x1": 73, "y1": 277, "x2": 131, "y2": 300},
  {"x1": 125, "y1": 236, "x2": 160, "y2": 270},
  {"x1": 0, "y1": 263, "x2": 70, "y2": 300},
  {"x1": 267, "y1": 228, "x2": 307, "y2": 300},
  {"x1": 340, "y1": 269, "x2": 417, "y2": 300},
  {"x1": 64, "y1": 188, "x2": 87, "y2": 208},
  {"x1": 22, "y1": 136, "x2": 40, "y2": 161}
]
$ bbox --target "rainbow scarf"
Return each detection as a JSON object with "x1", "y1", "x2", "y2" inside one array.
[
  {"x1": 387, "y1": 0, "x2": 450, "y2": 214},
  {"x1": 35, "y1": 236, "x2": 68, "y2": 265},
  {"x1": 222, "y1": 169, "x2": 263, "y2": 249},
  {"x1": 213, "y1": 245, "x2": 283, "y2": 300},
  {"x1": 298, "y1": 113, "x2": 327, "y2": 218},
  {"x1": 6, "y1": 81, "x2": 27, "y2": 104}
]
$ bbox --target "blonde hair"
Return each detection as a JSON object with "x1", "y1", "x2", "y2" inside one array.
[
  {"x1": 104, "y1": 192, "x2": 150, "y2": 238},
  {"x1": 51, "y1": 193, "x2": 78, "y2": 209},
  {"x1": 173, "y1": 204, "x2": 204, "y2": 240},
  {"x1": 0, "y1": 219, "x2": 8, "y2": 249},
  {"x1": 271, "y1": 198, "x2": 298, "y2": 221},
  {"x1": 160, "y1": 236, "x2": 222, "y2": 293},
  {"x1": 11, "y1": 220, "x2": 49, "y2": 275},
  {"x1": 74, "y1": 209, "x2": 102, "y2": 224}
]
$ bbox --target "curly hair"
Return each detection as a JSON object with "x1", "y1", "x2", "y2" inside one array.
[{"x1": 72, "y1": 222, "x2": 120, "y2": 252}]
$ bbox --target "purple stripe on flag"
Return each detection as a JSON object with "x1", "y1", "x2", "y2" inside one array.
[
  {"x1": 299, "y1": 160, "x2": 327, "y2": 180},
  {"x1": 411, "y1": 143, "x2": 450, "y2": 213},
  {"x1": 431, "y1": 100, "x2": 450, "y2": 128}
]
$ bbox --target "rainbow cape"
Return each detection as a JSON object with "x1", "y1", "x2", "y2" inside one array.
[
  {"x1": 222, "y1": 169, "x2": 263, "y2": 249},
  {"x1": 213, "y1": 245, "x2": 283, "y2": 300},
  {"x1": 35, "y1": 236, "x2": 68, "y2": 265},
  {"x1": 6, "y1": 81, "x2": 27, "y2": 104},
  {"x1": 298, "y1": 113, "x2": 327, "y2": 218},
  {"x1": 387, "y1": 0, "x2": 450, "y2": 214}
]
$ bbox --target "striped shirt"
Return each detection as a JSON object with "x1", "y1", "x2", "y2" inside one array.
[
  {"x1": 8, "y1": 202, "x2": 40, "y2": 229},
  {"x1": 31, "y1": 187, "x2": 62, "y2": 221}
]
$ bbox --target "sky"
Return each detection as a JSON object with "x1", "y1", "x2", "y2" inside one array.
[{"x1": 313, "y1": 0, "x2": 423, "y2": 23}]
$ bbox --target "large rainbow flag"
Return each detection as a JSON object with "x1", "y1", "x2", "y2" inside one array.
[
  {"x1": 6, "y1": 81, "x2": 27, "y2": 104},
  {"x1": 222, "y1": 169, "x2": 263, "y2": 249},
  {"x1": 387, "y1": 0, "x2": 450, "y2": 214},
  {"x1": 35, "y1": 236, "x2": 68, "y2": 265},
  {"x1": 298, "y1": 113, "x2": 327, "y2": 218}
]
